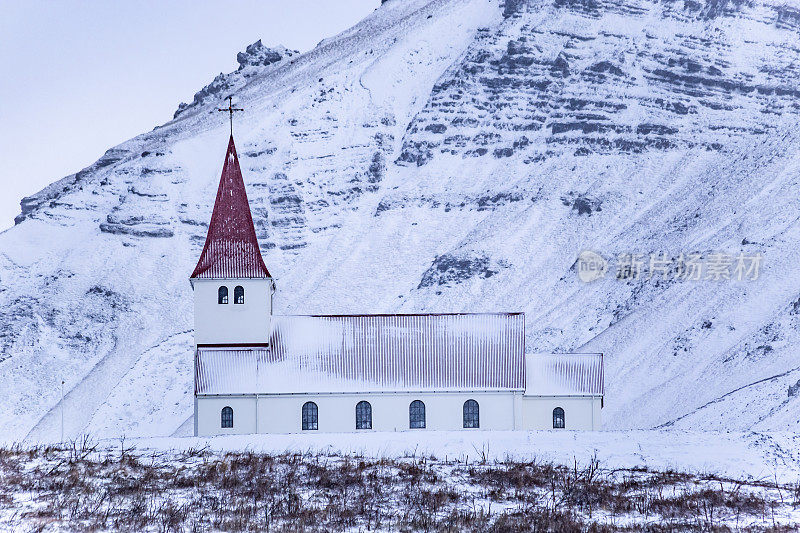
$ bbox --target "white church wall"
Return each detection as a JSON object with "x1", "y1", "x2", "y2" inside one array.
[
  {"x1": 196, "y1": 391, "x2": 521, "y2": 435},
  {"x1": 195, "y1": 396, "x2": 257, "y2": 436},
  {"x1": 521, "y1": 396, "x2": 602, "y2": 430},
  {"x1": 196, "y1": 394, "x2": 604, "y2": 435},
  {"x1": 193, "y1": 279, "x2": 272, "y2": 345}
]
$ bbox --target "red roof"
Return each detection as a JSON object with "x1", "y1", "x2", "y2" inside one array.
[
  {"x1": 195, "y1": 313, "x2": 526, "y2": 394},
  {"x1": 191, "y1": 136, "x2": 271, "y2": 279},
  {"x1": 525, "y1": 353, "x2": 604, "y2": 396}
]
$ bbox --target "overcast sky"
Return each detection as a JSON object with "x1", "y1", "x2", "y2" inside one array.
[{"x1": 0, "y1": 0, "x2": 377, "y2": 230}]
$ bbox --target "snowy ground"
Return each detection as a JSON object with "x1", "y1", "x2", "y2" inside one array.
[
  {"x1": 2, "y1": 430, "x2": 800, "y2": 531},
  {"x1": 7, "y1": 429, "x2": 799, "y2": 483},
  {"x1": 127, "y1": 430, "x2": 800, "y2": 484}
]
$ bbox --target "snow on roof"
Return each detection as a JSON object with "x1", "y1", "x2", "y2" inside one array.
[
  {"x1": 196, "y1": 313, "x2": 526, "y2": 394},
  {"x1": 524, "y1": 353, "x2": 604, "y2": 396},
  {"x1": 190, "y1": 135, "x2": 271, "y2": 279}
]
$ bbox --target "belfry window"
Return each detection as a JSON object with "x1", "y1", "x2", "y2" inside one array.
[
  {"x1": 409, "y1": 400, "x2": 426, "y2": 429},
  {"x1": 302, "y1": 402, "x2": 318, "y2": 430},
  {"x1": 463, "y1": 399, "x2": 479, "y2": 428},
  {"x1": 356, "y1": 401, "x2": 372, "y2": 430},
  {"x1": 218, "y1": 286, "x2": 228, "y2": 304},
  {"x1": 234, "y1": 286, "x2": 244, "y2": 304},
  {"x1": 553, "y1": 407, "x2": 565, "y2": 429},
  {"x1": 221, "y1": 406, "x2": 233, "y2": 428}
]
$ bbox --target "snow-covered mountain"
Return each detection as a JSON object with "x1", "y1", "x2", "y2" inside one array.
[{"x1": 3, "y1": 0, "x2": 800, "y2": 442}]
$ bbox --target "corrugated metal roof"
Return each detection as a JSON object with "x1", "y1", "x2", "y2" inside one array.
[
  {"x1": 196, "y1": 313, "x2": 525, "y2": 394},
  {"x1": 524, "y1": 353, "x2": 604, "y2": 396},
  {"x1": 195, "y1": 348, "x2": 261, "y2": 395},
  {"x1": 191, "y1": 135, "x2": 271, "y2": 279}
]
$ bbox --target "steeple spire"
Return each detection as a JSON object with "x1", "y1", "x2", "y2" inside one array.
[
  {"x1": 217, "y1": 96, "x2": 243, "y2": 136},
  {"x1": 191, "y1": 135, "x2": 271, "y2": 279}
]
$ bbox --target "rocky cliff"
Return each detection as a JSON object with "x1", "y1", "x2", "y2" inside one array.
[{"x1": 3, "y1": 0, "x2": 800, "y2": 440}]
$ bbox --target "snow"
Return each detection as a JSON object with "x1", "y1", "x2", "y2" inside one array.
[
  {"x1": 526, "y1": 352, "x2": 604, "y2": 395},
  {"x1": 87, "y1": 331, "x2": 194, "y2": 438},
  {"x1": 197, "y1": 313, "x2": 525, "y2": 394},
  {"x1": 2, "y1": 0, "x2": 800, "y2": 447},
  {"x1": 124, "y1": 430, "x2": 800, "y2": 483},
  {"x1": 4, "y1": 429, "x2": 800, "y2": 530}
]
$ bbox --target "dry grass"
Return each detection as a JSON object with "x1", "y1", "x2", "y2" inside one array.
[{"x1": 0, "y1": 438, "x2": 798, "y2": 531}]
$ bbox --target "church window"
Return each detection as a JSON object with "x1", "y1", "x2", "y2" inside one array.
[
  {"x1": 553, "y1": 407, "x2": 565, "y2": 429},
  {"x1": 463, "y1": 399, "x2": 479, "y2": 428},
  {"x1": 302, "y1": 402, "x2": 318, "y2": 430},
  {"x1": 356, "y1": 401, "x2": 372, "y2": 429},
  {"x1": 409, "y1": 400, "x2": 425, "y2": 429},
  {"x1": 218, "y1": 286, "x2": 228, "y2": 304},
  {"x1": 234, "y1": 285, "x2": 244, "y2": 304},
  {"x1": 221, "y1": 406, "x2": 233, "y2": 428}
]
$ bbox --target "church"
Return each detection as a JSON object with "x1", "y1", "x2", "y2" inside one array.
[{"x1": 191, "y1": 135, "x2": 604, "y2": 436}]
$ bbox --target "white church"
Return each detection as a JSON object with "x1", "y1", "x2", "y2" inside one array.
[{"x1": 190, "y1": 135, "x2": 604, "y2": 436}]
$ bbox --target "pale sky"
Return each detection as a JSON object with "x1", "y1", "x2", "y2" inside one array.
[{"x1": 0, "y1": 0, "x2": 378, "y2": 230}]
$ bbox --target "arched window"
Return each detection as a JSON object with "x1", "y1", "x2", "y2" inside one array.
[
  {"x1": 463, "y1": 399, "x2": 479, "y2": 428},
  {"x1": 221, "y1": 406, "x2": 233, "y2": 428},
  {"x1": 356, "y1": 401, "x2": 372, "y2": 430},
  {"x1": 218, "y1": 286, "x2": 229, "y2": 304},
  {"x1": 302, "y1": 402, "x2": 318, "y2": 431},
  {"x1": 553, "y1": 407, "x2": 565, "y2": 429},
  {"x1": 234, "y1": 285, "x2": 244, "y2": 304},
  {"x1": 409, "y1": 400, "x2": 426, "y2": 429}
]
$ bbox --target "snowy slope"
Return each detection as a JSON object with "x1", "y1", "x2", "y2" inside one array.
[
  {"x1": 2, "y1": 0, "x2": 800, "y2": 441},
  {"x1": 131, "y1": 430, "x2": 800, "y2": 483}
]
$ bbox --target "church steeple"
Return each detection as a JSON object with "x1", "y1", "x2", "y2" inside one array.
[
  {"x1": 191, "y1": 134, "x2": 274, "y2": 349},
  {"x1": 191, "y1": 135, "x2": 270, "y2": 279}
]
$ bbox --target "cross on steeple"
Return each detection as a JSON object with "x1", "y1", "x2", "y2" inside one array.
[{"x1": 217, "y1": 96, "x2": 243, "y2": 135}]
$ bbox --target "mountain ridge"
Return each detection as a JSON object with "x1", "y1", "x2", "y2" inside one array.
[{"x1": 3, "y1": 0, "x2": 800, "y2": 441}]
